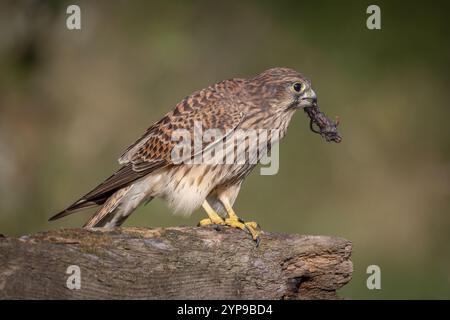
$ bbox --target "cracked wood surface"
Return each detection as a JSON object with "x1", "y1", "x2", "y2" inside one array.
[{"x1": 0, "y1": 227, "x2": 352, "y2": 299}]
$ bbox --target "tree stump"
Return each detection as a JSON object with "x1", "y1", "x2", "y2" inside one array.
[{"x1": 0, "y1": 227, "x2": 352, "y2": 299}]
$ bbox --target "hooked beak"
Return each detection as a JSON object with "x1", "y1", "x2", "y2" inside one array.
[{"x1": 298, "y1": 88, "x2": 317, "y2": 108}]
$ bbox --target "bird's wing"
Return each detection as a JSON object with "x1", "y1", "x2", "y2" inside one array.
[
  {"x1": 119, "y1": 86, "x2": 245, "y2": 172},
  {"x1": 88, "y1": 91, "x2": 245, "y2": 201},
  {"x1": 50, "y1": 84, "x2": 245, "y2": 220}
]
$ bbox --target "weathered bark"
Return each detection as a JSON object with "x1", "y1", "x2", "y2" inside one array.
[{"x1": 0, "y1": 227, "x2": 352, "y2": 299}]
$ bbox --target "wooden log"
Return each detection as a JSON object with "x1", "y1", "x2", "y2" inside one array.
[{"x1": 0, "y1": 227, "x2": 352, "y2": 299}]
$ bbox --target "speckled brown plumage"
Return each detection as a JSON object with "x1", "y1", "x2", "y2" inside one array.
[{"x1": 50, "y1": 67, "x2": 341, "y2": 242}]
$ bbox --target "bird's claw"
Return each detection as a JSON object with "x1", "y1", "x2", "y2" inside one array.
[
  {"x1": 198, "y1": 217, "x2": 261, "y2": 246},
  {"x1": 225, "y1": 218, "x2": 261, "y2": 246},
  {"x1": 198, "y1": 217, "x2": 224, "y2": 227}
]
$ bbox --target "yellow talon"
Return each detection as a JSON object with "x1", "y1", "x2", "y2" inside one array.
[
  {"x1": 225, "y1": 218, "x2": 260, "y2": 243},
  {"x1": 198, "y1": 218, "x2": 223, "y2": 226},
  {"x1": 199, "y1": 199, "x2": 261, "y2": 246},
  {"x1": 221, "y1": 197, "x2": 260, "y2": 245},
  {"x1": 243, "y1": 221, "x2": 258, "y2": 230},
  {"x1": 198, "y1": 201, "x2": 225, "y2": 226}
]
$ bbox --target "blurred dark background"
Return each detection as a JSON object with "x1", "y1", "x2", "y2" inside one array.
[{"x1": 0, "y1": 0, "x2": 449, "y2": 299}]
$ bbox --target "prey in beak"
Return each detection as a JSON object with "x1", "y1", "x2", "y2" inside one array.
[{"x1": 300, "y1": 89, "x2": 342, "y2": 143}]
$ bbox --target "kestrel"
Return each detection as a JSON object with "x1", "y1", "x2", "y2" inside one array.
[{"x1": 50, "y1": 67, "x2": 341, "y2": 244}]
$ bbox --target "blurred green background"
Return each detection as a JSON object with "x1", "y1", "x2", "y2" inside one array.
[{"x1": 1, "y1": 0, "x2": 449, "y2": 299}]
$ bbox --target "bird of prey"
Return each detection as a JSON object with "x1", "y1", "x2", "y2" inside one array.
[{"x1": 50, "y1": 67, "x2": 341, "y2": 244}]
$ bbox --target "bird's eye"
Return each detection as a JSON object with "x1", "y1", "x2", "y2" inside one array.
[{"x1": 292, "y1": 82, "x2": 302, "y2": 93}]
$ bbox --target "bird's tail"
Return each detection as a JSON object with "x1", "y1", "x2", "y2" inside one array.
[
  {"x1": 49, "y1": 165, "x2": 147, "y2": 225},
  {"x1": 84, "y1": 185, "x2": 149, "y2": 228}
]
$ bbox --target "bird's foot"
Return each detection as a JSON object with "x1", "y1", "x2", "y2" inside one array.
[
  {"x1": 198, "y1": 216, "x2": 224, "y2": 226},
  {"x1": 198, "y1": 217, "x2": 261, "y2": 246},
  {"x1": 224, "y1": 217, "x2": 261, "y2": 246}
]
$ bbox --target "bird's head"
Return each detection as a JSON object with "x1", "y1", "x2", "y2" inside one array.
[
  {"x1": 249, "y1": 67, "x2": 317, "y2": 110},
  {"x1": 249, "y1": 67, "x2": 342, "y2": 143}
]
